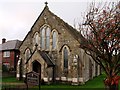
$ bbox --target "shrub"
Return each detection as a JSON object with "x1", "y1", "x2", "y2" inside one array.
[{"x1": 2, "y1": 64, "x2": 9, "y2": 72}]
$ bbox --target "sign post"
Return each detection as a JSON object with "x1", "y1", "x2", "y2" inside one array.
[{"x1": 25, "y1": 71, "x2": 41, "y2": 90}]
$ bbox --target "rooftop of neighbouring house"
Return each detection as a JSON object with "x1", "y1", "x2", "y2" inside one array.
[{"x1": 0, "y1": 38, "x2": 22, "y2": 51}]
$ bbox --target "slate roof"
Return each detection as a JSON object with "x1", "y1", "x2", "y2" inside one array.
[
  {"x1": 25, "y1": 46, "x2": 55, "y2": 67},
  {"x1": 39, "y1": 51, "x2": 55, "y2": 67},
  {"x1": 0, "y1": 40, "x2": 22, "y2": 51}
]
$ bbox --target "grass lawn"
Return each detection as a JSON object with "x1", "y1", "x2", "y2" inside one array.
[{"x1": 2, "y1": 76, "x2": 23, "y2": 83}]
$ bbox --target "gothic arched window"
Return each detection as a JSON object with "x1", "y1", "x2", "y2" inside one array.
[
  {"x1": 63, "y1": 47, "x2": 68, "y2": 70},
  {"x1": 35, "y1": 34, "x2": 39, "y2": 45},
  {"x1": 33, "y1": 32, "x2": 39, "y2": 45},
  {"x1": 40, "y1": 25, "x2": 51, "y2": 50},
  {"x1": 46, "y1": 27, "x2": 50, "y2": 49},
  {"x1": 25, "y1": 48, "x2": 31, "y2": 62},
  {"x1": 41, "y1": 27, "x2": 45, "y2": 49},
  {"x1": 52, "y1": 31, "x2": 57, "y2": 49}
]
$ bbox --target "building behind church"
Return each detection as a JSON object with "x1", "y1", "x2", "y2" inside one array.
[
  {"x1": 0, "y1": 38, "x2": 21, "y2": 73},
  {"x1": 16, "y1": 3, "x2": 101, "y2": 85}
]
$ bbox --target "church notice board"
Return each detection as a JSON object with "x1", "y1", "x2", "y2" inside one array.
[{"x1": 25, "y1": 71, "x2": 40, "y2": 90}]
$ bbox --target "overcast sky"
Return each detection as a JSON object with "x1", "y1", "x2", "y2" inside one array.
[{"x1": 0, "y1": 0, "x2": 117, "y2": 43}]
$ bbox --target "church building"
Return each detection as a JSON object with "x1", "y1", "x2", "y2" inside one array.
[{"x1": 16, "y1": 3, "x2": 101, "y2": 85}]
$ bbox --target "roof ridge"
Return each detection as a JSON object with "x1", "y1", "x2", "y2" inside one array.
[
  {"x1": 0, "y1": 39, "x2": 21, "y2": 51},
  {"x1": 20, "y1": 4, "x2": 86, "y2": 48},
  {"x1": 47, "y1": 8, "x2": 85, "y2": 43},
  {"x1": 19, "y1": 5, "x2": 49, "y2": 48},
  {"x1": 6, "y1": 39, "x2": 21, "y2": 42},
  {"x1": 15, "y1": 40, "x2": 22, "y2": 49}
]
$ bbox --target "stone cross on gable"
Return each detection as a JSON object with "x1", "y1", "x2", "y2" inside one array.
[
  {"x1": 44, "y1": 2, "x2": 48, "y2": 23},
  {"x1": 45, "y1": 2, "x2": 48, "y2": 6}
]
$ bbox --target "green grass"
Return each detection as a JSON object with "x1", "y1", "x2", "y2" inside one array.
[
  {"x1": 80, "y1": 74, "x2": 105, "y2": 88},
  {"x1": 2, "y1": 76, "x2": 23, "y2": 83}
]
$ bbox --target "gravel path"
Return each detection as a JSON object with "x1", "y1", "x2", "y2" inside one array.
[{"x1": 0, "y1": 82, "x2": 25, "y2": 85}]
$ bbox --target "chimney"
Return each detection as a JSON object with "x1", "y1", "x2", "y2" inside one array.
[{"x1": 2, "y1": 38, "x2": 6, "y2": 44}]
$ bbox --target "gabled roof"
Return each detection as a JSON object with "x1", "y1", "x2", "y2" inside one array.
[
  {"x1": 25, "y1": 45, "x2": 55, "y2": 67},
  {"x1": 19, "y1": 6, "x2": 49, "y2": 48},
  {"x1": 0, "y1": 40, "x2": 22, "y2": 51},
  {"x1": 39, "y1": 51, "x2": 55, "y2": 67},
  {"x1": 20, "y1": 4, "x2": 86, "y2": 48},
  {"x1": 47, "y1": 6, "x2": 86, "y2": 43}
]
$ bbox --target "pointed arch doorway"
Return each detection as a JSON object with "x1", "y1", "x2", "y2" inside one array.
[{"x1": 32, "y1": 60, "x2": 41, "y2": 75}]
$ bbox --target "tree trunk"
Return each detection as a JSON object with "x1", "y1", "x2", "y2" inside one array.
[
  {"x1": 104, "y1": 78, "x2": 119, "y2": 90},
  {"x1": 105, "y1": 84, "x2": 118, "y2": 90}
]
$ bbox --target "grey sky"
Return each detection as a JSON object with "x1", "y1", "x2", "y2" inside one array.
[{"x1": 0, "y1": 0, "x2": 116, "y2": 43}]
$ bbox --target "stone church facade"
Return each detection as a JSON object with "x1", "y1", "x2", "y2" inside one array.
[{"x1": 16, "y1": 4, "x2": 101, "y2": 84}]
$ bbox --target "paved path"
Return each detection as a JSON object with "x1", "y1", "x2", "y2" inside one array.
[
  {"x1": 1, "y1": 82, "x2": 27, "y2": 89},
  {"x1": 1, "y1": 82, "x2": 25, "y2": 85}
]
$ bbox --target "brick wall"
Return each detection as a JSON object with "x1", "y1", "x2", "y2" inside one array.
[{"x1": 1, "y1": 50, "x2": 20, "y2": 70}]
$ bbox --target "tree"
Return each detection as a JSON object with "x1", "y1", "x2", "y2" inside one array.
[{"x1": 80, "y1": 2, "x2": 120, "y2": 90}]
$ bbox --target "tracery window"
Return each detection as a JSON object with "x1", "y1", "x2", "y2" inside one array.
[{"x1": 40, "y1": 26, "x2": 51, "y2": 50}]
